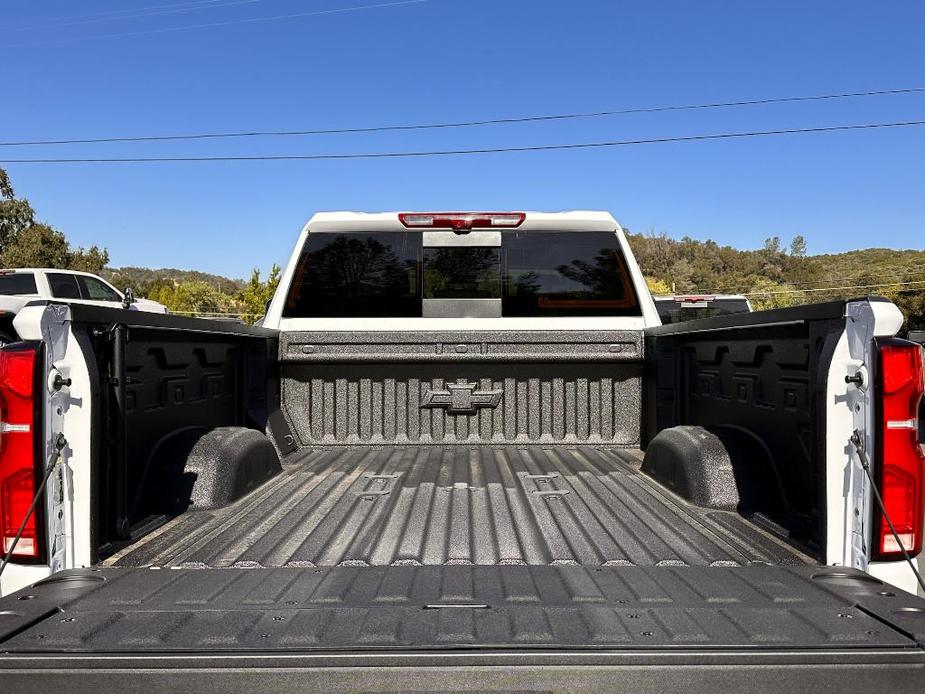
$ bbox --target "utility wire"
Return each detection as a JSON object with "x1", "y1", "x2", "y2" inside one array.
[
  {"x1": 2, "y1": 119, "x2": 924, "y2": 164},
  {"x1": 1, "y1": 0, "x2": 262, "y2": 33},
  {"x1": 784, "y1": 267, "x2": 925, "y2": 288},
  {"x1": 3, "y1": 87, "x2": 924, "y2": 148},
  {"x1": 743, "y1": 278, "x2": 925, "y2": 296},
  {"x1": 678, "y1": 267, "x2": 925, "y2": 295},
  {"x1": 2, "y1": 0, "x2": 429, "y2": 48},
  {"x1": 688, "y1": 276, "x2": 925, "y2": 296},
  {"x1": 2, "y1": 0, "x2": 240, "y2": 29}
]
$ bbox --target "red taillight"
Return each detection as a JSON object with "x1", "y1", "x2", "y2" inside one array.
[
  {"x1": 398, "y1": 212, "x2": 525, "y2": 230},
  {"x1": 0, "y1": 343, "x2": 41, "y2": 561},
  {"x1": 873, "y1": 337, "x2": 925, "y2": 561}
]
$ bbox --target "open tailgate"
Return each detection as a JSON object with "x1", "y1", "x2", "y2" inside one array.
[{"x1": 0, "y1": 564, "x2": 924, "y2": 692}]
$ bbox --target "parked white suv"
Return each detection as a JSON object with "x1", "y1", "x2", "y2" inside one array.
[{"x1": 0, "y1": 268, "x2": 166, "y2": 342}]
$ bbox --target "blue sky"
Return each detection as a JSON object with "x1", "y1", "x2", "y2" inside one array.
[{"x1": 1, "y1": 0, "x2": 924, "y2": 279}]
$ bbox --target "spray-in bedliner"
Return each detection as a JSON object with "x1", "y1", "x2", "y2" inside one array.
[{"x1": 109, "y1": 446, "x2": 810, "y2": 569}]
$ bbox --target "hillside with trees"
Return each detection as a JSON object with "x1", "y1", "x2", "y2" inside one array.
[
  {"x1": 627, "y1": 231, "x2": 925, "y2": 333},
  {"x1": 0, "y1": 166, "x2": 922, "y2": 329}
]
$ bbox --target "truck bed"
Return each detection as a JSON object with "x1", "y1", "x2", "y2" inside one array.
[{"x1": 108, "y1": 445, "x2": 808, "y2": 569}]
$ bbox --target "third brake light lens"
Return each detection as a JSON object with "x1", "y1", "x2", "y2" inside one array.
[{"x1": 399, "y1": 212, "x2": 525, "y2": 230}]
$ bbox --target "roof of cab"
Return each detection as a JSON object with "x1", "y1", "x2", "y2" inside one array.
[{"x1": 303, "y1": 211, "x2": 623, "y2": 233}]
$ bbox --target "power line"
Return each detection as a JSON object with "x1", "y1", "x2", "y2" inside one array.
[
  {"x1": 743, "y1": 278, "x2": 925, "y2": 296},
  {"x1": 4, "y1": 86, "x2": 924, "y2": 148},
  {"x1": 3, "y1": 0, "x2": 237, "y2": 28},
  {"x1": 739, "y1": 257, "x2": 925, "y2": 292},
  {"x1": 722, "y1": 265, "x2": 925, "y2": 293},
  {"x1": 2, "y1": 118, "x2": 924, "y2": 164},
  {"x1": 2, "y1": 0, "x2": 262, "y2": 33},
  {"x1": 786, "y1": 266, "x2": 925, "y2": 288},
  {"x1": 3, "y1": 0, "x2": 430, "y2": 48},
  {"x1": 670, "y1": 267, "x2": 925, "y2": 296},
  {"x1": 679, "y1": 268, "x2": 925, "y2": 296}
]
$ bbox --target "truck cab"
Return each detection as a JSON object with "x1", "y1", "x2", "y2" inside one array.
[{"x1": 264, "y1": 211, "x2": 661, "y2": 330}]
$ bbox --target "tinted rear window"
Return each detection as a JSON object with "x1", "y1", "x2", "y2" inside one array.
[
  {"x1": 283, "y1": 230, "x2": 641, "y2": 318},
  {"x1": 656, "y1": 298, "x2": 751, "y2": 324},
  {"x1": 0, "y1": 273, "x2": 37, "y2": 295},
  {"x1": 423, "y1": 247, "x2": 501, "y2": 299},
  {"x1": 502, "y1": 232, "x2": 640, "y2": 317},
  {"x1": 283, "y1": 232, "x2": 421, "y2": 317}
]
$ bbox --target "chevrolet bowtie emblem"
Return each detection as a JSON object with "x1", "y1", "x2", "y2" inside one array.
[{"x1": 421, "y1": 382, "x2": 503, "y2": 415}]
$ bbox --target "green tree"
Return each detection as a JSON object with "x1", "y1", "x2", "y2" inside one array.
[
  {"x1": 238, "y1": 264, "x2": 281, "y2": 323},
  {"x1": 0, "y1": 168, "x2": 36, "y2": 250},
  {"x1": 763, "y1": 237, "x2": 782, "y2": 254},
  {"x1": 746, "y1": 277, "x2": 805, "y2": 311},
  {"x1": 67, "y1": 245, "x2": 110, "y2": 275},
  {"x1": 0, "y1": 223, "x2": 109, "y2": 272},
  {"x1": 789, "y1": 235, "x2": 807, "y2": 258},
  {"x1": 645, "y1": 277, "x2": 673, "y2": 295},
  {"x1": 0, "y1": 166, "x2": 109, "y2": 272},
  {"x1": 156, "y1": 280, "x2": 236, "y2": 316},
  {"x1": 0, "y1": 223, "x2": 70, "y2": 267}
]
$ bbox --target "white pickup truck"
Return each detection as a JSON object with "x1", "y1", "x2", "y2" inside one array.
[
  {"x1": 0, "y1": 211, "x2": 923, "y2": 692},
  {"x1": 0, "y1": 268, "x2": 166, "y2": 342}
]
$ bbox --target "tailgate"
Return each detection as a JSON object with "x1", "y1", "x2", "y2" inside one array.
[{"x1": 1, "y1": 565, "x2": 924, "y2": 692}]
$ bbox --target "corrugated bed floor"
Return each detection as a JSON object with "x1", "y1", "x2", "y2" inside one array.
[
  {"x1": 6, "y1": 565, "x2": 906, "y2": 652},
  {"x1": 110, "y1": 446, "x2": 810, "y2": 569}
]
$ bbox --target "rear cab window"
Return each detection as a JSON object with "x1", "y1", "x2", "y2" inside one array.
[
  {"x1": 284, "y1": 232, "x2": 420, "y2": 317},
  {"x1": 283, "y1": 229, "x2": 641, "y2": 318},
  {"x1": 655, "y1": 297, "x2": 751, "y2": 324},
  {"x1": 503, "y1": 232, "x2": 640, "y2": 317},
  {"x1": 0, "y1": 272, "x2": 38, "y2": 296}
]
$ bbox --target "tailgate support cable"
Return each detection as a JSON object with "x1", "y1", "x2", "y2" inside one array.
[
  {"x1": 0, "y1": 433, "x2": 67, "y2": 581},
  {"x1": 850, "y1": 430, "x2": 925, "y2": 593}
]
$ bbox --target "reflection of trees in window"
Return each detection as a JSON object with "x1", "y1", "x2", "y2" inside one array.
[
  {"x1": 507, "y1": 270, "x2": 540, "y2": 297},
  {"x1": 557, "y1": 248, "x2": 629, "y2": 298},
  {"x1": 288, "y1": 234, "x2": 419, "y2": 316},
  {"x1": 309, "y1": 236, "x2": 411, "y2": 301},
  {"x1": 423, "y1": 247, "x2": 499, "y2": 298}
]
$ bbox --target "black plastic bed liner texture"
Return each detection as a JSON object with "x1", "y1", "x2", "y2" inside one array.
[
  {"x1": 2, "y1": 565, "x2": 925, "y2": 653},
  {"x1": 109, "y1": 446, "x2": 808, "y2": 569}
]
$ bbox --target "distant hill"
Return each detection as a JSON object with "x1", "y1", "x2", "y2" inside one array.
[
  {"x1": 802, "y1": 247, "x2": 925, "y2": 280},
  {"x1": 102, "y1": 266, "x2": 244, "y2": 295},
  {"x1": 626, "y1": 232, "x2": 925, "y2": 332}
]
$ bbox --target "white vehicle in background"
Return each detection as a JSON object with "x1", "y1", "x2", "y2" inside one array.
[
  {"x1": 654, "y1": 293, "x2": 752, "y2": 324},
  {"x1": 0, "y1": 268, "x2": 167, "y2": 342}
]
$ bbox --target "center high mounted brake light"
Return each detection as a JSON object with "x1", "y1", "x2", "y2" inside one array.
[
  {"x1": 398, "y1": 212, "x2": 525, "y2": 230},
  {"x1": 674, "y1": 295, "x2": 715, "y2": 303}
]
